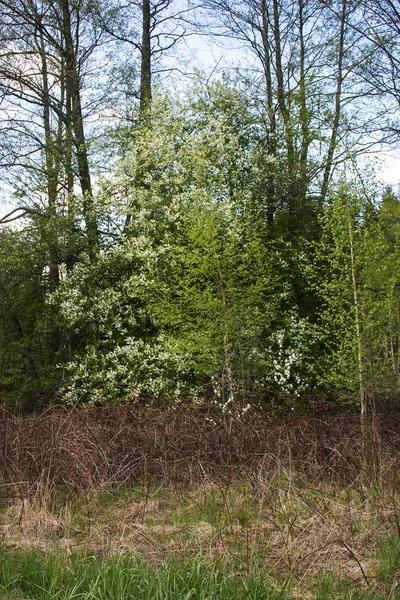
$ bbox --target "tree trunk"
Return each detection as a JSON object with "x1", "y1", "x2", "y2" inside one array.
[
  {"x1": 39, "y1": 28, "x2": 60, "y2": 292},
  {"x1": 261, "y1": 0, "x2": 276, "y2": 224},
  {"x1": 298, "y1": 0, "x2": 310, "y2": 205},
  {"x1": 140, "y1": 0, "x2": 152, "y2": 113},
  {"x1": 61, "y1": 0, "x2": 99, "y2": 256},
  {"x1": 272, "y1": 0, "x2": 294, "y2": 173},
  {"x1": 320, "y1": 0, "x2": 346, "y2": 202}
]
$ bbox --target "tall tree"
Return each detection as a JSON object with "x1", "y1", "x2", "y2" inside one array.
[
  {"x1": 353, "y1": 0, "x2": 400, "y2": 141},
  {"x1": 94, "y1": 0, "x2": 193, "y2": 113},
  {"x1": 0, "y1": 0, "x2": 105, "y2": 255},
  {"x1": 197, "y1": 0, "x2": 370, "y2": 218}
]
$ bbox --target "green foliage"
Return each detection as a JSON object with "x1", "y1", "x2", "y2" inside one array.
[
  {"x1": 312, "y1": 188, "x2": 361, "y2": 395},
  {"x1": 0, "y1": 226, "x2": 58, "y2": 409},
  {"x1": 1, "y1": 81, "x2": 399, "y2": 410},
  {"x1": 360, "y1": 188, "x2": 400, "y2": 394},
  {"x1": 313, "y1": 182, "x2": 400, "y2": 399},
  {"x1": 53, "y1": 87, "x2": 322, "y2": 407}
]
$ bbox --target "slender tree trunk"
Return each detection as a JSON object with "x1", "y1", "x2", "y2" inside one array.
[
  {"x1": 261, "y1": 0, "x2": 275, "y2": 144},
  {"x1": 64, "y1": 70, "x2": 80, "y2": 272},
  {"x1": 216, "y1": 256, "x2": 236, "y2": 409},
  {"x1": 59, "y1": 56, "x2": 74, "y2": 197},
  {"x1": 272, "y1": 0, "x2": 294, "y2": 173},
  {"x1": 298, "y1": 0, "x2": 310, "y2": 205},
  {"x1": 261, "y1": 0, "x2": 277, "y2": 225},
  {"x1": 346, "y1": 197, "x2": 365, "y2": 421},
  {"x1": 344, "y1": 193, "x2": 373, "y2": 473},
  {"x1": 140, "y1": 0, "x2": 152, "y2": 113},
  {"x1": 39, "y1": 29, "x2": 60, "y2": 292},
  {"x1": 320, "y1": 0, "x2": 347, "y2": 202},
  {"x1": 61, "y1": 0, "x2": 99, "y2": 256},
  {"x1": 37, "y1": 28, "x2": 64, "y2": 359}
]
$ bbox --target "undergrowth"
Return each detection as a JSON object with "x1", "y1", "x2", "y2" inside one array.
[{"x1": 1, "y1": 405, "x2": 400, "y2": 598}]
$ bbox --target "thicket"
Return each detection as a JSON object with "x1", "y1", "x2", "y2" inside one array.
[
  {"x1": 0, "y1": 0, "x2": 399, "y2": 413},
  {"x1": 2, "y1": 404, "x2": 400, "y2": 501},
  {"x1": 1, "y1": 89, "x2": 400, "y2": 411}
]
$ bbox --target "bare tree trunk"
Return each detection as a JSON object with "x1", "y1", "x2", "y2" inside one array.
[
  {"x1": 61, "y1": 0, "x2": 99, "y2": 256},
  {"x1": 140, "y1": 0, "x2": 152, "y2": 113},
  {"x1": 261, "y1": 0, "x2": 275, "y2": 144},
  {"x1": 62, "y1": 57, "x2": 74, "y2": 197},
  {"x1": 320, "y1": 0, "x2": 346, "y2": 202},
  {"x1": 272, "y1": 0, "x2": 294, "y2": 174},
  {"x1": 39, "y1": 29, "x2": 60, "y2": 292},
  {"x1": 216, "y1": 256, "x2": 236, "y2": 409},
  {"x1": 63, "y1": 65, "x2": 79, "y2": 272},
  {"x1": 261, "y1": 0, "x2": 277, "y2": 224},
  {"x1": 344, "y1": 193, "x2": 375, "y2": 474},
  {"x1": 298, "y1": 0, "x2": 310, "y2": 205}
]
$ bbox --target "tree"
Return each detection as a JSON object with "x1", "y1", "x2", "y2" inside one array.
[
  {"x1": 0, "y1": 226, "x2": 59, "y2": 409},
  {"x1": 95, "y1": 0, "x2": 193, "y2": 113},
  {"x1": 0, "y1": 0, "x2": 107, "y2": 257},
  {"x1": 196, "y1": 0, "x2": 376, "y2": 217},
  {"x1": 353, "y1": 0, "x2": 400, "y2": 141},
  {"x1": 53, "y1": 86, "x2": 320, "y2": 408},
  {"x1": 361, "y1": 188, "x2": 400, "y2": 396}
]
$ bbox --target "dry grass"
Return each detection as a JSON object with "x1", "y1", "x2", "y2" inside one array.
[
  {"x1": 1, "y1": 403, "x2": 400, "y2": 592},
  {"x1": 1, "y1": 474, "x2": 399, "y2": 590}
]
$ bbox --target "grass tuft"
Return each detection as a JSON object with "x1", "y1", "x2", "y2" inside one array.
[{"x1": 0, "y1": 548, "x2": 283, "y2": 600}]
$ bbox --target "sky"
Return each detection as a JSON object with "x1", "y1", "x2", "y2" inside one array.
[{"x1": 373, "y1": 150, "x2": 400, "y2": 191}]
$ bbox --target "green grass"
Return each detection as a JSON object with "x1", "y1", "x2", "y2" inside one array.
[
  {"x1": 0, "y1": 548, "x2": 284, "y2": 600},
  {"x1": 307, "y1": 536, "x2": 400, "y2": 600},
  {"x1": 374, "y1": 535, "x2": 400, "y2": 598},
  {"x1": 2, "y1": 542, "x2": 400, "y2": 600}
]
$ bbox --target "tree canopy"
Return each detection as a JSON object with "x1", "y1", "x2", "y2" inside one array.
[{"x1": 0, "y1": 0, "x2": 399, "y2": 413}]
